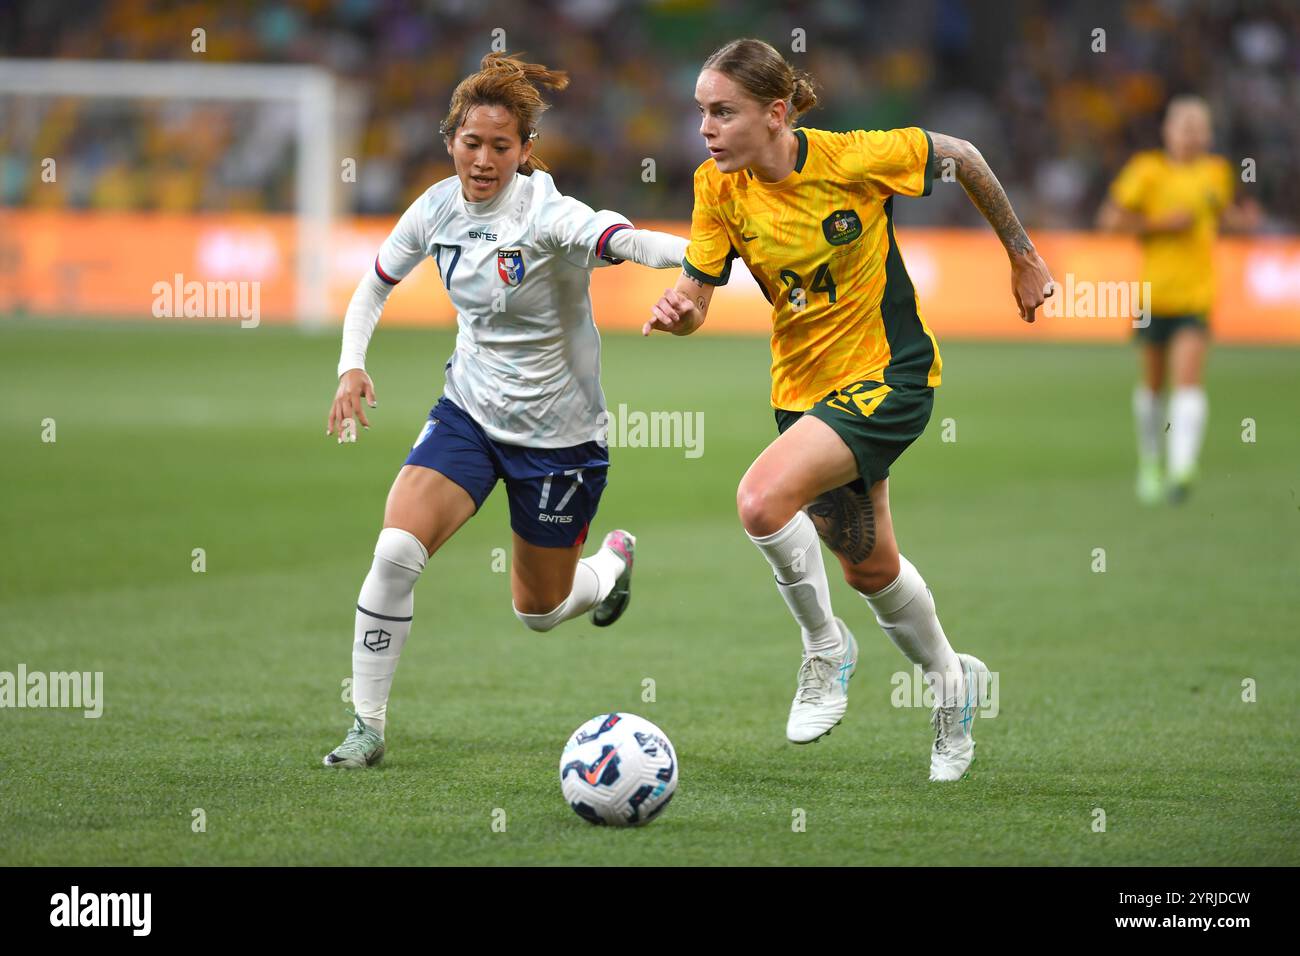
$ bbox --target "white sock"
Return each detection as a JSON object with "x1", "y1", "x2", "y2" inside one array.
[
  {"x1": 514, "y1": 548, "x2": 625, "y2": 632},
  {"x1": 862, "y1": 555, "x2": 963, "y2": 705},
  {"x1": 1167, "y1": 386, "x2": 1207, "y2": 480},
  {"x1": 747, "y1": 511, "x2": 842, "y2": 657},
  {"x1": 352, "y1": 527, "x2": 428, "y2": 735},
  {"x1": 1133, "y1": 385, "x2": 1164, "y2": 464}
]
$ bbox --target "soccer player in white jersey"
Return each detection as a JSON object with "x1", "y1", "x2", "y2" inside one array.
[{"x1": 322, "y1": 54, "x2": 687, "y2": 768}]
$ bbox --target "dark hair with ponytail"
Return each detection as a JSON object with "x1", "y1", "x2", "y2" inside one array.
[
  {"x1": 702, "y1": 38, "x2": 819, "y2": 125},
  {"x1": 439, "y1": 52, "x2": 569, "y2": 173}
]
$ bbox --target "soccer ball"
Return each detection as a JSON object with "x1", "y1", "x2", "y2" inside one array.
[{"x1": 560, "y1": 713, "x2": 678, "y2": 826}]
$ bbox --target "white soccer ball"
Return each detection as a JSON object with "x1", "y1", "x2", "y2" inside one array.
[{"x1": 560, "y1": 713, "x2": 678, "y2": 826}]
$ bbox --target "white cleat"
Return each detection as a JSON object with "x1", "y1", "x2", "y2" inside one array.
[
  {"x1": 323, "y1": 712, "x2": 385, "y2": 769},
  {"x1": 786, "y1": 618, "x2": 858, "y2": 744},
  {"x1": 929, "y1": 653, "x2": 990, "y2": 782},
  {"x1": 590, "y1": 530, "x2": 635, "y2": 627}
]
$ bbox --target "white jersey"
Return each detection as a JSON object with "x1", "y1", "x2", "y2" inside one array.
[{"x1": 361, "y1": 171, "x2": 631, "y2": 448}]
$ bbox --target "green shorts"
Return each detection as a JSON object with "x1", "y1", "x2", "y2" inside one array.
[
  {"x1": 1134, "y1": 313, "x2": 1208, "y2": 345},
  {"x1": 775, "y1": 379, "x2": 934, "y2": 491}
]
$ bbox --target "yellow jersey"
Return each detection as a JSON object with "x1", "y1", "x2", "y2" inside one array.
[
  {"x1": 684, "y1": 126, "x2": 942, "y2": 411},
  {"x1": 1108, "y1": 150, "x2": 1234, "y2": 315}
]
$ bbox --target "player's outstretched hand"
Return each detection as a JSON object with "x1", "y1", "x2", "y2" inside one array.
[
  {"x1": 328, "y1": 369, "x2": 377, "y2": 443},
  {"x1": 1010, "y1": 249, "x2": 1055, "y2": 324},
  {"x1": 643, "y1": 288, "x2": 700, "y2": 336}
]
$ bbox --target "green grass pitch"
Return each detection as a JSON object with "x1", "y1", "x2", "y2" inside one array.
[{"x1": 2, "y1": 317, "x2": 1297, "y2": 865}]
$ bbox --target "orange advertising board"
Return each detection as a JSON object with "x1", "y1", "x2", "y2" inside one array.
[{"x1": 1, "y1": 209, "x2": 1296, "y2": 343}]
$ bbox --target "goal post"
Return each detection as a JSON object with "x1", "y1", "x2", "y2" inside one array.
[{"x1": 0, "y1": 57, "x2": 341, "y2": 327}]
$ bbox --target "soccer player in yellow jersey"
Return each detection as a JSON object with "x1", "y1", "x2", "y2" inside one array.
[
  {"x1": 644, "y1": 39, "x2": 1054, "y2": 781},
  {"x1": 1098, "y1": 96, "x2": 1258, "y2": 504}
]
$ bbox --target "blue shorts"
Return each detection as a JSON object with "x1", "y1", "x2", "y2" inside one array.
[{"x1": 403, "y1": 397, "x2": 609, "y2": 548}]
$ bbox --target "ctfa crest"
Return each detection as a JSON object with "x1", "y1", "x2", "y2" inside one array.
[
  {"x1": 497, "y1": 249, "x2": 525, "y2": 286},
  {"x1": 821, "y1": 209, "x2": 863, "y2": 246}
]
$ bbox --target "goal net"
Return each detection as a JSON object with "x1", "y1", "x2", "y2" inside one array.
[{"x1": 0, "y1": 57, "x2": 348, "y2": 326}]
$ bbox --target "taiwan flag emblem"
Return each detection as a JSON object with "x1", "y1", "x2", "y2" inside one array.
[{"x1": 497, "y1": 249, "x2": 525, "y2": 286}]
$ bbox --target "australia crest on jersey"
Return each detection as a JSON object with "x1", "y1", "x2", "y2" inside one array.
[
  {"x1": 497, "y1": 249, "x2": 525, "y2": 286},
  {"x1": 822, "y1": 209, "x2": 863, "y2": 246}
]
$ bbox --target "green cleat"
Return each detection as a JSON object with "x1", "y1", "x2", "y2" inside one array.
[
  {"x1": 1136, "y1": 456, "x2": 1163, "y2": 505},
  {"x1": 323, "y1": 712, "x2": 385, "y2": 769}
]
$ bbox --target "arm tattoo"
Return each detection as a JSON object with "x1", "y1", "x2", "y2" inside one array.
[
  {"x1": 688, "y1": 275, "x2": 706, "y2": 311},
  {"x1": 929, "y1": 131, "x2": 1033, "y2": 257},
  {"x1": 805, "y1": 484, "x2": 875, "y2": 564},
  {"x1": 682, "y1": 273, "x2": 708, "y2": 324}
]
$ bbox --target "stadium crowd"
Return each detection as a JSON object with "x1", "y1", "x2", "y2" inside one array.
[{"x1": 2, "y1": 0, "x2": 1296, "y2": 230}]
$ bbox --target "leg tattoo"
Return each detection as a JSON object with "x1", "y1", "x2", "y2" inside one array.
[{"x1": 805, "y1": 485, "x2": 876, "y2": 564}]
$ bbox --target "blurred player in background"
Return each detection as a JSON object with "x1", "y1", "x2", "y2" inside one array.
[
  {"x1": 322, "y1": 54, "x2": 687, "y2": 768},
  {"x1": 1098, "y1": 96, "x2": 1260, "y2": 504},
  {"x1": 645, "y1": 39, "x2": 1053, "y2": 781}
]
